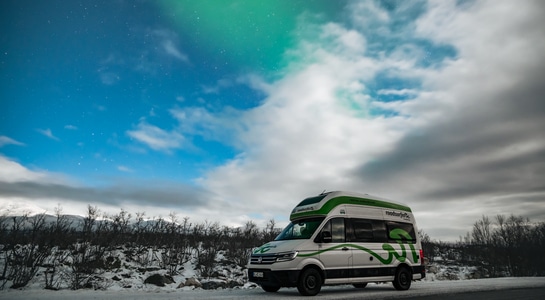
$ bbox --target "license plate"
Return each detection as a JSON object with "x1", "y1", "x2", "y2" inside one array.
[{"x1": 253, "y1": 271, "x2": 264, "y2": 278}]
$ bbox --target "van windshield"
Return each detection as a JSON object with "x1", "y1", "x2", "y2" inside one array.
[{"x1": 275, "y1": 217, "x2": 325, "y2": 241}]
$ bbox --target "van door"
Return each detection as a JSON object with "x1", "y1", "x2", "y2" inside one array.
[
  {"x1": 317, "y1": 217, "x2": 352, "y2": 283},
  {"x1": 349, "y1": 219, "x2": 390, "y2": 280}
]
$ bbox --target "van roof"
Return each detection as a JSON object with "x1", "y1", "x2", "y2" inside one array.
[{"x1": 290, "y1": 191, "x2": 412, "y2": 221}]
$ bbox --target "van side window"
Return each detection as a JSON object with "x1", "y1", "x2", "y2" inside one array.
[
  {"x1": 347, "y1": 219, "x2": 388, "y2": 242},
  {"x1": 321, "y1": 218, "x2": 345, "y2": 243},
  {"x1": 387, "y1": 221, "x2": 416, "y2": 243},
  {"x1": 372, "y1": 220, "x2": 388, "y2": 242},
  {"x1": 352, "y1": 219, "x2": 373, "y2": 242},
  {"x1": 331, "y1": 218, "x2": 345, "y2": 243}
]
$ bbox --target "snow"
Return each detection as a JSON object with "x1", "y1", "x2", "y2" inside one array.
[
  {"x1": 1, "y1": 243, "x2": 543, "y2": 299},
  {"x1": 1, "y1": 278, "x2": 544, "y2": 299}
]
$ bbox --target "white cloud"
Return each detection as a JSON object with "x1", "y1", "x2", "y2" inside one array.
[
  {"x1": 195, "y1": 8, "x2": 413, "y2": 226},
  {"x1": 0, "y1": 155, "x2": 69, "y2": 184},
  {"x1": 126, "y1": 120, "x2": 186, "y2": 152},
  {"x1": 193, "y1": 0, "x2": 545, "y2": 240},
  {"x1": 64, "y1": 125, "x2": 78, "y2": 130},
  {"x1": 0, "y1": 155, "x2": 213, "y2": 219},
  {"x1": 162, "y1": 39, "x2": 189, "y2": 63},
  {"x1": 117, "y1": 165, "x2": 133, "y2": 173},
  {"x1": 0, "y1": 135, "x2": 24, "y2": 147},
  {"x1": 152, "y1": 28, "x2": 189, "y2": 63},
  {"x1": 377, "y1": 89, "x2": 418, "y2": 96},
  {"x1": 36, "y1": 128, "x2": 60, "y2": 141}
]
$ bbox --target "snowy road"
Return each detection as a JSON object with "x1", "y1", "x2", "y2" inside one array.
[{"x1": 1, "y1": 277, "x2": 544, "y2": 300}]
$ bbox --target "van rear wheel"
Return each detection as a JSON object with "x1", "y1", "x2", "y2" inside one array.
[
  {"x1": 393, "y1": 266, "x2": 412, "y2": 290},
  {"x1": 297, "y1": 268, "x2": 322, "y2": 296}
]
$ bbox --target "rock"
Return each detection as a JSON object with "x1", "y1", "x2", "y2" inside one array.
[
  {"x1": 201, "y1": 280, "x2": 227, "y2": 290},
  {"x1": 228, "y1": 279, "x2": 244, "y2": 288},
  {"x1": 144, "y1": 274, "x2": 175, "y2": 287},
  {"x1": 184, "y1": 277, "x2": 202, "y2": 288}
]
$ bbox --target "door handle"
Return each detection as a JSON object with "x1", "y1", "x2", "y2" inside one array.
[{"x1": 342, "y1": 247, "x2": 349, "y2": 251}]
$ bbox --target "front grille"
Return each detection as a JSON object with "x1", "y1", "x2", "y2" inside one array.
[{"x1": 250, "y1": 254, "x2": 277, "y2": 264}]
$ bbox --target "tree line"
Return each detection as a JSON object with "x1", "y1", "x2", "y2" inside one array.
[
  {"x1": 1, "y1": 205, "x2": 543, "y2": 290},
  {"x1": 421, "y1": 214, "x2": 545, "y2": 277},
  {"x1": 0, "y1": 205, "x2": 280, "y2": 290}
]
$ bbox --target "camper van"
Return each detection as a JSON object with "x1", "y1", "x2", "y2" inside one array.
[{"x1": 247, "y1": 191, "x2": 425, "y2": 296}]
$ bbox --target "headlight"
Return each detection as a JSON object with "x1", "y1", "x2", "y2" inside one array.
[{"x1": 276, "y1": 251, "x2": 298, "y2": 262}]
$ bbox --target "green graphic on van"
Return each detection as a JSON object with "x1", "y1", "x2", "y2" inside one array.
[
  {"x1": 298, "y1": 229, "x2": 419, "y2": 264},
  {"x1": 253, "y1": 229, "x2": 418, "y2": 264},
  {"x1": 254, "y1": 243, "x2": 275, "y2": 254}
]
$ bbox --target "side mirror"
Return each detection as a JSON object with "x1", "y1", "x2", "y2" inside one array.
[{"x1": 321, "y1": 231, "x2": 332, "y2": 243}]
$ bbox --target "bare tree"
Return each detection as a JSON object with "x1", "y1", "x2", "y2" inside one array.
[{"x1": 9, "y1": 213, "x2": 51, "y2": 289}]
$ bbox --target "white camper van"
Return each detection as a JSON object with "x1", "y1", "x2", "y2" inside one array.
[{"x1": 247, "y1": 191, "x2": 425, "y2": 296}]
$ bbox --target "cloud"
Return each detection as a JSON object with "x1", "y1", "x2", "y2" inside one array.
[
  {"x1": 36, "y1": 128, "x2": 60, "y2": 141},
  {"x1": 0, "y1": 181, "x2": 208, "y2": 210},
  {"x1": 162, "y1": 39, "x2": 189, "y2": 63},
  {"x1": 3, "y1": 1, "x2": 543, "y2": 241},
  {"x1": 99, "y1": 72, "x2": 120, "y2": 85},
  {"x1": 0, "y1": 155, "x2": 212, "y2": 217},
  {"x1": 126, "y1": 120, "x2": 186, "y2": 152},
  {"x1": 351, "y1": 0, "x2": 545, "y2": 234},
  {"x1": 151, "y1": 28, "x2": 190, "y2": 63},
  {"x1": 98, "y1": 28, "x2": 189, "y2": 80},
  {"x1": 97, "y1": 53, "x2": 124, "y2": 85},
  {"x1": 201, "y1": 78, "x2": 234, "y2": 94},
  {"x1": 169, "y1": 106, "x2": 243, "y2": 145},
  {"x1": 0, "y1": 136, "x2": 24, "y2": 147},
  {"x1": 0, "y1": 155, "x2": 69, "y2": 184},
  {"x1": 64, "y1": 125, "x2": 78, "y2": 130},
  {"x1": 117, "y1": 165, "x2": 133, "y2": 173},
  {"x1": 377, "y1": 89, "x2": 418, "y2": 96},
  {"x1": 196, "y1": 5, "x2": 408, "y2": 221},
  {"x1": 193, "y1": 0, "x2": 545, "y2": 240}
]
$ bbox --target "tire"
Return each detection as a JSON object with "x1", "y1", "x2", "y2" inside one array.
[
  {"x1": 393, "y1": 266, "x2": 412, "y2": 290},
  {"x1": 261, "y1": 284, "x2": 280, "y2": 293},
  {"x1": 297, "y1": 268, "x2": 322, "y2": 296},
  {"x1": 353, "y1": 282, "x2": 368, "y2": 288}
]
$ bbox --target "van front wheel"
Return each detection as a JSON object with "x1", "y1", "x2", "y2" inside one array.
[
  {"x1": 297, "y1": 268, "x2": 322, "y2": 296},
  {"x1": 393, "y1": 266, "x2": 412, "y2": 290}
]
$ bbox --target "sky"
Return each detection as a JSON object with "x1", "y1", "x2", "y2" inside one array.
[{"x1": 1, "y1": 0, "x2": 544, "y2": 241}]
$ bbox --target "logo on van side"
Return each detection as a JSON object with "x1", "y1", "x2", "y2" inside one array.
[{"x1": 385, "y1": 210, "x2": 411, "y2": 221}]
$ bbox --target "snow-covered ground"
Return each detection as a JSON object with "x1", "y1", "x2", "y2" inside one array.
[
  {"x1": 1, "y1": 246, "x2": 543, "y2": 299},
  {"x1": 1, "y1": 277, "x2": 544, "y2": 300}
]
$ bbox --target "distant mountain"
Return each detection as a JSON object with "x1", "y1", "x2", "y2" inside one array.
[{"x1": 0, "y1": 200, "x2": 48, "y2": 217}]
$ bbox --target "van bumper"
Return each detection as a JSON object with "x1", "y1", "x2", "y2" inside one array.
[
  {"x1": 248, "y1": 268, "x2": 300, "y2": 287},
  {"x1": 413, "y1": 265, "x2": 426, "y2": 279}
]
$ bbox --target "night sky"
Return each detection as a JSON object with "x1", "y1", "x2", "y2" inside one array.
[{"x1": 1, "y1": 0, "x2": 544, "y2": 241}]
